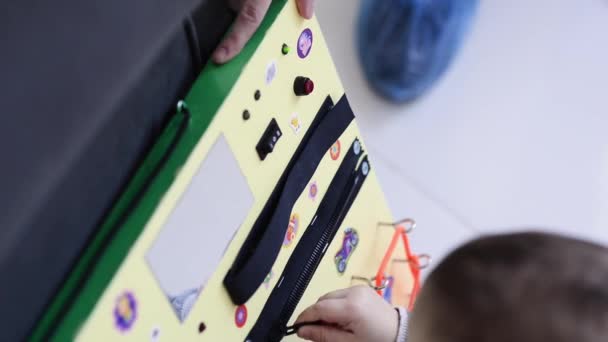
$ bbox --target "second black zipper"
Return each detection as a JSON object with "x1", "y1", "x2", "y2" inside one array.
[{"x1": 245, "y1": 138, "x2": 370, "y2": 342}]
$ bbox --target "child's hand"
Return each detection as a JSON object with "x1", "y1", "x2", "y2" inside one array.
[
  {"x1": 294, "y1": 285, "x2": 399, "y2": 342},
  {"x1": 213, "y1": 0, "x2": 315, "y2": 64}
]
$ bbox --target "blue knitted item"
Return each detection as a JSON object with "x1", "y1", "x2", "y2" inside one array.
[{"x1": 357, "y1": 0, "x2": 478, "y2": 103}]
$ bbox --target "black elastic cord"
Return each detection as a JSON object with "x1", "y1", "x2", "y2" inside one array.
[{"x1": 285, "y1": 320, "x2": 325, "y2": 336}]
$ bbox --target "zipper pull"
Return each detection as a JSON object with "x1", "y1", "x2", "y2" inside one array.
[{"x1": 285, "y1": 320, "x2": 325, "y2": 336}]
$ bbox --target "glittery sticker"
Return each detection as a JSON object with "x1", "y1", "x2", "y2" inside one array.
[
  {"x1": 114, "y1": 291, "x2": 137, "y2": 332},
  {"x1": 297, "y1": 28, "x2": 313, "y2": 58},
  {"x1": 235, "y1": 305, "x2": 248, "y2": 328},
  {"x1": 308, "y1": 181, "x2": 318, "y2": 200},
  {"x1": 283, "y1": 213, "x2": 300, "y2": 247},
  {"x1": 330, "y1": 140, "x2": 341, "y2": 160},
  {"x1": 335, "y1": 228, "x2": 359, "y2": 274},
  {"x1": 265, "y1": 60, "x2": 277, "y2": 85}
]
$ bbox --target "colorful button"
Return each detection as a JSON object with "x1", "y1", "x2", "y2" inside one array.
[
  {"x1": 235, "y1": 305, "x2": 248, "y2": 328},
  {"x1": 282, "y1": 43, "x2": 290, "y2": 55},
  {"x1": 114, "y1": 291, "x2": 137, "y2": 332},
  {"x1": 330, "y1": 140, "x2": 341, "y2": 160}
]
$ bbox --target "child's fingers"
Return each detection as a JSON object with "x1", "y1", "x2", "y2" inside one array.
[
  {"x1": 212, "y1": 0, "x2": 272, "y2": 64},
  {"x1": 296, "y1": 0, "x2": 315, "y2": 19},
  {"x1": 295, "y1": 298, "x2": 352, "y2": 326},
  {"x1": 317, "y1": 288, "x2": 351, "y2": 302},
  {"x1": 297, "y1": 324, "x2": 351, "y2": 342}
]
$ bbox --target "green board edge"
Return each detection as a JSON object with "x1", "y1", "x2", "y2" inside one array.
[{"x1": 29, "y1": 1, "x2": 288, "y2": 340}]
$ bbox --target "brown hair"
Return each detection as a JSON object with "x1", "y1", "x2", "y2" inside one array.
[{"x1": 412, "y1": 232, "x2": 608, "y2": 342}]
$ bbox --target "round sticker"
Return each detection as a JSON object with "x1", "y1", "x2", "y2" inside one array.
[
  {"x1": 265, "y1": 60, "x2": 277, "y2": 85},
  {"x1": 114, "y1": 291, "x2": 137, "y2": 332},
  {"x1": 235, "y1": 305, "x2": 248, "y2": 328},
  {"x1": 309, "y1": 181, "x2": 318, "y2": 200},
  {"x1": 297, "y1": 28, "x2": 313, "y2": 59},
  {"x1": 330, "y1": 140, "x2": 341, "y2": 160},
  {"x1": 283, "y1": 213, "x2": 299, "y2": 247}
]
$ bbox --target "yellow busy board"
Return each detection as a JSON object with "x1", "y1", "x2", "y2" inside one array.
[{"x1": 33, "y1": 1, "x2": 418, "y2": 341}]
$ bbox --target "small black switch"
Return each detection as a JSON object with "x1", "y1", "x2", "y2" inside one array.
[{"x1": 256, "y1": 118, "x2": 282, "y2": 160}]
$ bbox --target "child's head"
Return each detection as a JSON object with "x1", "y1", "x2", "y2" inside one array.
[{"x1": 409, "y1": 232, "x2": 608, "y2": 342}]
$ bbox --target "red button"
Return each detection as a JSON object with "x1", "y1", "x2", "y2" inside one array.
[
  {"x1": 294, "y1": 76, "x2": 314, "y2": 96},
  {"x1": 304, "y1": 79, "x2": 314, "y2": 95}
]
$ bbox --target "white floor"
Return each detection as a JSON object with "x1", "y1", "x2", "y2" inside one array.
[{"x1": 316, "y1": 0, "x2": 608, "y2": 272}]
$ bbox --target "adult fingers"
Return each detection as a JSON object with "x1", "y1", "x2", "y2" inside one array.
[
  {"x1": 296, "y1": 0, "x2": 315, "y2": 19},
  {"x1": 213, "y1": 0, "x2": 272, "y2": 64}
]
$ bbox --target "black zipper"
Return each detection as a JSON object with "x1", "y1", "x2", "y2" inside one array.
[
  {"x1": 245, "y1": 138, "x2": 370, "y2": 342},
  {"x1": 225, "y1": 96, "x2": 359, "y2": 305},
  {"x1": 278, "y1": 156, "x2": 369, "y2": 332}
]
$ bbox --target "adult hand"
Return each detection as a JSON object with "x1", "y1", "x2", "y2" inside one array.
[
  {"x1": 212, "y1": 0, "x2": 315, "y2": 64},
  {"x1": 294, "y1": 286, "x2": 399, "y2": 342}
]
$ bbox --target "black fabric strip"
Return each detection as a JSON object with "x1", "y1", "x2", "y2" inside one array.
[
  {"x1": 246, "y1": 140, "x2": 370, "y2": 342},
  {"x1": 224, "y1": 96, "x2": 354, "y2": 305}
]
